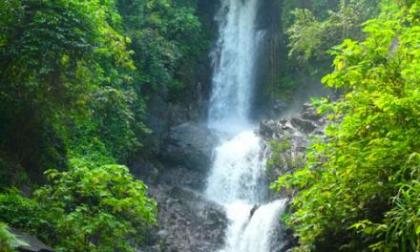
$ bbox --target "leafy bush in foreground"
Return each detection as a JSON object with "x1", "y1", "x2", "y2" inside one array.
[
  {"x1": 273, "y1": 2, "x2": 420, "y2": 251},
  {"x1": 0, "y1": 162, "x2": 157, "y2": 252},
  {"x1": 0, "y1": 222, "x2": 17, "y2": 252}
]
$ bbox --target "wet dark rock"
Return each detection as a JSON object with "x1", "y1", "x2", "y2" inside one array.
[
  {"x1": 290, "y1": 117, "x2": 317, "y2": 134},
  {"x1": 141, "y1": 186, "x2": 227, "y2": 252},
  {"x1": 302, "y1": 110, "x2": 320, "y2": 121},
  {"x1": 160, "y1": 122, "x2": 219, "y2": 173},
  {"x1": 10, "y1": 228, "x2": 54, "y2": 252},
  {"x1": 134, "y1": 120, "x2": 226, "y2": 252},
  {"x1": 130, "y1": 159, "x2": 161, "y2": 185},
  {"x1": 269, "y1": 226, "x2": 298, "y2": 252},
  {"x1": 259, "y1": 104, "x2": 328, "y2": 200},
  {"x1": 259, "y1": 120, "x2": 279, "y2": 138},
  {"x1": 157, "y1": 166, "x2": 207, "y2": 191},
  {"x1": 144, "y1": 87, "x2": 171, "y2": 154},
  {"x1": 259, "y1": 120, "x2": 294, "y2": 140},
  {"x1": 168, "y1": 104, "x2": 190, "y2": 127},
  {"x1": 272, "y1": 99, "x2": 288, "y2": 113}
]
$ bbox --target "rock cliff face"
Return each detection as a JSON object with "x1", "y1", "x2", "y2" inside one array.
[
  {"x1": 260, "y1": 103, "x2": 327, "y2": 188},
  {"x1": 147, "y1": 186, "x2": 226, "y2": 252},
  {"x1": 140, "y1": 0, "x2": 219, "y2": 157},
  {"x1": 135, "y1": 168, "x2": 227, "y2": 252},
  {"x1": 160, "y1": 123, "x2": 219, "y2": 177},
  {"x1": 133, "y1": 121, "x2": 225, "y2": 252},
  {"x1": 134, "y1": 103, "x2": 327, "y2": 252},
  {"x1": 258, "y1": 104, "x2": 327, "y2": 251}
]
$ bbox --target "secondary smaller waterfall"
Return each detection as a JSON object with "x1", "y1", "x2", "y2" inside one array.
[
  {"x1": 205, "y1": 131, "x2": 286, "y2": 252},
  {"x1": 222, "y1": 200, "x2": 287, "y2": 252},
  {"x1": 205, "y1": 131, "x2": 266, "y2": 204}
]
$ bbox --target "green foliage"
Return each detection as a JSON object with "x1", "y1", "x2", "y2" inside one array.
[
  {"x1": 0, "y1": 0, "x2": 143, "y2": 180},
  {"x1": 281, "y1": 0, "x2": 335, "y2": 29},
  {"x1": 0, "y1": 0, "x2": 203, "y2": 250},
  {"x1": 287, "y1": 0, "x2": 380, "y2": 63},
  {"x1": 267, "y1": 136, "x2": 307, "y2": 188},
  {"x1": 0, "y1": 222, "x2": 17, "y2": 252},
  {"x1": 117, "y1": 0, "x2": 208, "y2": 97},
  {"x1": 270, "y1": 0, "x2": 380, "y2": 105},
  {"x1": 0, "y1": 190, "x2": 48, "y2": 234},
  {"x1": 34, "y1": 162, "x2": 157, "y2": 252},
  {"x1": 0, "y1": 163, "x2": 157, "y2": 252},
  {"x1": 0, "y1": 0, "x2": 207, "y2": 180},
  {"x1": 267, "y1": 138, "x2": 292, "y2": 169},
  {"x1": 0, "y1": 155, "x2": 29, "y2": 189},
  {"x1": 287, "y1": 8, "x2": 325, "y2": 62},
  {"x1": 273, "y1": 2, "x2": 420, "y2": 251}
]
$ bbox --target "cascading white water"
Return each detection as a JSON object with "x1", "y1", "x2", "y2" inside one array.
[
  {"x1": 222, "y1": 200, "x2": 287, "y2": 252},
  {"x1": 205, "y1": 0, "x2": 287, "y2": 251},
  {"x1": 206, "y1": 130, "x2": 286, "y2": 252},
  {"x1": 205, "y1": 131, "x2": 266, "y2": 204},
  {"x1": 208, "y1": 0, "x2": 260, "y2": 130}
]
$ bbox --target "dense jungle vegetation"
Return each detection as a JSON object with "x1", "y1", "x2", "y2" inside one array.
[
  {"x1": 0, "y1": 0, "x2": 208, "y2": 251},
  {"x1": 273, "y1": 0, "x2": 419, "y2": 251},
  {"x1": 0, "y1": 0, "x2": 418, "y2": 251}
]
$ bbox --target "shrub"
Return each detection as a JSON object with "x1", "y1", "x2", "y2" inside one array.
[
  {"x1": 273, "y1": 2, "x2": 420, "y2": 251},
  {"x1": 34, "y1": 162, "x2": 157, "y2": 252},
  {"x1": 0, "y1": 222, "x2": 17, "y2": 252}
]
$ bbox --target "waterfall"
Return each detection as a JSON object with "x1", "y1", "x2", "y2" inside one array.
[
  {"x1": 222, "y1": 200, "x2": 287, "y2": 252},
  {"x1": 208, "y1": 0, "x2": 260, "y2": 131},
  {"x1": 205, "y1": 0, "x2": 287, "y2": 251},
  {"x1": 205, "y1": 131, "x2": 266, "y2": 204}
]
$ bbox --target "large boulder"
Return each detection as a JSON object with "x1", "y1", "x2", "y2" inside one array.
[
  {"x1": 9, "y1": 228, "x2": 54, "y2": 252},
  {"x1": 290, "y1": 117, "x2": 317, "y2": 134},
  {"x1": 259, "y1": 119, "x2": 294, "y2": 140},
  {"x1": 141, "y1": 186, "x2": 227, "y2": 252},
  {"x1": 160, "y1": 123, "x2": 219, "y2": 173},
  {"x1": 157, "y1": 166, "x2": 208, "y2": 191}
]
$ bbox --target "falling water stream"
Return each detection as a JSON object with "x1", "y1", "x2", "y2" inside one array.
[{"x1": 205, "y1": 0, "x2": 287, "y2": 251}]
